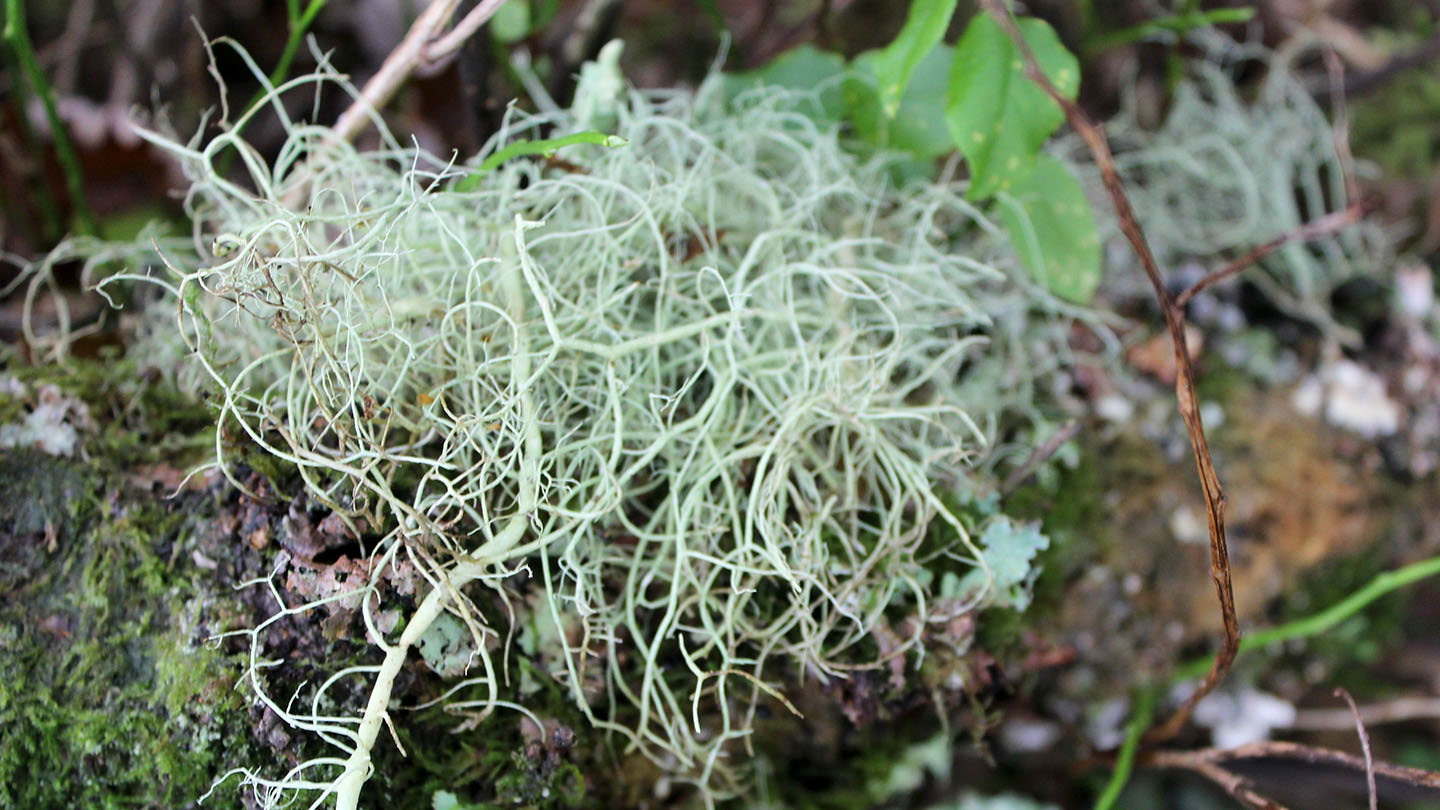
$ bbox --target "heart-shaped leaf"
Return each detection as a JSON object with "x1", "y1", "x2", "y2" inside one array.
[
  {"x1": 871, "y1": 0, "x2": 959, "y2": 119},
  {"x1": 945, "y1": 14, "x2": 1079, "y2": 201},
  {"x1": 996, "y1": 155, "x2": 1101, "y2": 303},
  {"x1": 847, "y1": 44, "x2": 955, "y2": 160}
]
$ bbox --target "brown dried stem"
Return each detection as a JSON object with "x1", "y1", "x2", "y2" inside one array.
[
  {"x1": 977, "y1": 0, "x2": 1238, "y2": 744},
  {"x1": 1335, "y1": 687, "x2": 1378, "y2": 810},
  {"x1": 330, "y1": 0, "x2": 506, "y2": 145},
  {"x1": 1148, "y1": 748, "x2": 1288, "y2": 810},
  {"x1": 1175, "y1": 200, "x2": 1372, "y2": 309},
  {"x1": 1291, "y1": 695, "x2": 1440, "y2": 730},
  {"x1": 1147, "y1": 740, "x2": 1440, "y2": 808}
]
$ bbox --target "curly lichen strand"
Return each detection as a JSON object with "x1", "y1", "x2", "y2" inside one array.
[
  {"x1": 100, "y1": 50, "x2": 1108, "y2": 805},
  {"x1": 336, "y1": 217, "x2": 550, "y2": 809}
]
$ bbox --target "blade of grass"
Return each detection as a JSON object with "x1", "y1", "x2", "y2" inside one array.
[
  {"x1": 1088, "y1": 7, "x2": 1255, "y2": 53},
  {"x1": 3, "y1": 0, "x2": 96, "y2": 236},
  {"x1": 241, "y1": 0, "x2": 327, "y2": 122},
  {"x1": 0, "y1": 59, "x2": 63, "y2": 241},
  {"x1": 452, "y1": 130, "x2": 626, "y2": 191},
  {"x1": 1174, "y1": 553, "x2": 1440, "y2": 683},
  {"x1": 1093, "y1": 686, "x2": 1156, "y2": 810},
  {"x1": 217, "y1": 0, "x2": 325, "y2": 175}
]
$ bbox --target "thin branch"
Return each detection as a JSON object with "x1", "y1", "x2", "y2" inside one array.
[
  {"x1": 1335, "y1": 687, "x2": 1378, "y2": 810},
  {"x1": 423, "y1": 0, "x2": 508, "y2": 66},
  {"x1": 330, "y1": 0, "x2": 498, "y2": 145},
  {"x1": 1175, "y1": 201, "x2": 1372, "y2": 309},
  {"x1": 1215, "y1": 741, "x2": 1440, "y2": 787},
  {"x1": 1305, "y1": 29, "x2": 1440, "y2": 100},
  {"x1": 1000, "y1": 419, "x2": 1080, "y2": 497},
  {"x1": 1146, "y1": 738, "x2": 1440, "y2": 809},
  {"x1": 978, "y1": 0, "x2": 1238, "y2": 745},
  {"x1": 1148, "y1": 749, "x2": 1290, "y2": 810},
  {"x1": 1149, "y1": 741, "x2": 1440, "y2": 790},
  {"x1": 1290, "y1": 696, "x2": 1440, "y2": 730}
]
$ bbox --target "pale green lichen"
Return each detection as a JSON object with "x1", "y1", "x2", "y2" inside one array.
[
  {"x1": 1068, "y1": 50, "x2": 1390, "y2": 331},
  {"x1": 62, "y1": 40, "x2": 1094, "y2": 808}
]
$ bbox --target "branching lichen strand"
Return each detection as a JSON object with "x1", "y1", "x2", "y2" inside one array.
[{"x1": 116, "y1": 47, "x2": 1091, "y2": 807}]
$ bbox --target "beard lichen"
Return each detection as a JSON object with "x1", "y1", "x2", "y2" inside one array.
[{"x1": 82, "y1": 42, "x2": 1094, "y2": 808}]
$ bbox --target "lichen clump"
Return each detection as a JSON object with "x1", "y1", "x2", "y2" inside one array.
[{"x1": 128, "y1": 54, "x2": 1077, "y2": 805}]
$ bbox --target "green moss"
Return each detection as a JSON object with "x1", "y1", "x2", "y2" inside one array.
[
  {"x1": 0, "y1": 356, "x2": 268, "y2": 809},
  {"x1": 366, "y1": 660, "x2": 597, "y2": 810},
  {"x1": 0, "y1": 467, "x2": 262, "y2": 808},
  {"x1": 7, "y1": 353, "x2": 214, "y2": 469},
  {"x1": 0, "y1": 449, "x2": 96, "y2": 539},
  {"x1": 1350, "y1": 67, "x2": 1440, "y2": 180},
  {"x1": 996, "y1": 434, "x2": 1113, "y2": 626}
]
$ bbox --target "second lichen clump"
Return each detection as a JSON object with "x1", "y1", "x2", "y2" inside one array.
[{"x1": 122, "y1": 47, "x2": 1081, "y2": 806}]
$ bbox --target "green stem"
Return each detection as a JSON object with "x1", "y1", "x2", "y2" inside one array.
[
  {"x1": 267, "y1": 0, "x2": 327, "y2": 108},
  {"x1": 1174, "y1": 553, "x2": 1440, "y2": 682},
  {"x1": 219, "y1": 0, "x2": 325, "y2": 174},
  {"x1": 0, "y1": 63, "x2": 63, "y2": 240},
  {"x1": 1093, "y1": 686, "x2": 1155, "y2": 810},
  {"x1": 1087, "y1": 7, "x2": 1255, "y2": 53},
  {"x1": 4, "y1": 0, "x2": 97, "y2": 236},
  {"x1": 1095, "y1": 554, "x2": 1440, "y2": 807},
  {"x1": 452, "y1": 130, "x2": 627, "y2": 191},
  {"x1": 231, "y1": 0, "x2": 325, "y2": 121}
]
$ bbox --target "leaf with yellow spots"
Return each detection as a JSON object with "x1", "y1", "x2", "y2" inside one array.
[
  {"x1": 945, "y1": 14, "x2": 1078, "y2": 201},
  {"x1": 871, "y1": 0, "x2": 958, "y2": 120},
  {"x1": 847, "y1": 45, "x2": 955, "y2": 161},
  {"x1": 996, "y1": 155, "x2": 1101, "y2": 304}
]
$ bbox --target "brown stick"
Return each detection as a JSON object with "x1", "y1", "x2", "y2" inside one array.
[
  {"x1": 1174, "y1": 200, "x2": 1372, "y2": 309},
  {"x1": 1148, "y1": 740, "x2": 1440, "y2": 792},
  {"x1": 977, "y1": 0, "x2": 1238, "y2": 744},
  {"x1": 1201, "y1": 741, "x2": 1440, "y2": 787},
  {"x1": 1290, "y1": 695, "x2": 1440, "y2": 730},
  {"x1": 1000, "y1": 419, "x2": 1081, "y2": 497},
  {"x1": 1148, "y1": 749, "x2": 1289, "y2": 810},
  {"x1": 1335, "y1": 687, "x2": 1378, "y2": 810},
  {"x1": 330, "y1": 0, "x2": 507, "y2": 145}
]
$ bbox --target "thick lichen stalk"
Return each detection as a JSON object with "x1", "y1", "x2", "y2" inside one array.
[{"x1": 335, "y1": 220, "x2": 544, "y2": 809}]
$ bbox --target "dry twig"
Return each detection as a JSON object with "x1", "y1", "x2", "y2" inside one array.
[
  {"x1": 1291, "y1": 696, "x2": 1440, "y2": 730},
  {"x1": 331, "y1": 0, "x2": 506, "y2": 144},
  {"x1": 1175, "y1": 200, "x2": 1372, "y2": 308},
  {"x1": 1148, "y1": 740, "x2": 1440, "y2": 809},
  {"x1": 1335, "y1": 687, "x2": 1378, "y2": 810},
  {"x1": 1148, "y1": 748, "x2": 1287, "y2": 810},
  {"x1": 975, "y1": 6, "x2": 1440, "y2": 808},
  {"x1": 978, "y1": 0, "x2": 1238, "y2": 744}
]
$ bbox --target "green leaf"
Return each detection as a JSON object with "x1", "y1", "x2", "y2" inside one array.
[
  {"x1": 996, "y1": 155, "x2": 1101, "y2": 303},
  {"x1": 945, "y1": 14, "x2": 1079, "y2": 201},
  {"x1": 490, "y1": 0, "x2": 531, "y2": 44},
  {"x1": 847, "y1": 45, "x2": 954, "y2": 160},
  {"x1": 872, "y1": 0, "x2": 958, "y2": 119},
  {"x1": 725, "y1": 45, "x2": 848, "y2": 121}
]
